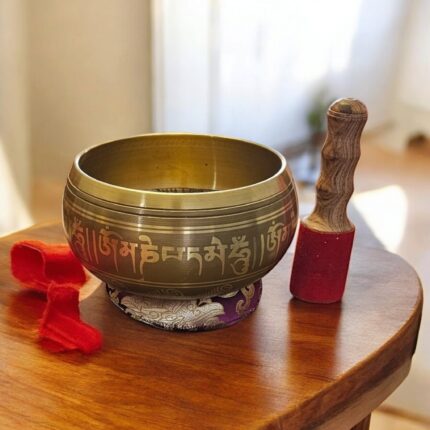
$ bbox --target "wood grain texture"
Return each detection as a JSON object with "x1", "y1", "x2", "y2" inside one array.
[
  {"x1": 306, "y1": 98, "x2": 368, "y2": 232},
  {"x1": 0, "y1": 223, "x2": 422, "y2": 430}
]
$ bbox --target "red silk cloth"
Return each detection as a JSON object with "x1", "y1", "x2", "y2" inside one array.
[
  {"x1": 290, "y1": 223, "x2": 355, "y2": 303},
  {"x1": 10, "y1": 240, "x2": 102, "y2": 354}
]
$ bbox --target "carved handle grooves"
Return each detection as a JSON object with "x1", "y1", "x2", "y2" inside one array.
[{"x1": 305, "y1": 98, "x2": 368, "y2": 232}]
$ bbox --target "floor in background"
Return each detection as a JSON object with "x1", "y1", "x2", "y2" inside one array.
[
  {"x1": 30, "y1": 177, "x2": 64, "y2": 224},
  {"x1": 372, "y1": 409, "x2": 430, "y2": 430},
  {"x1": 30, "y1": 139, "x2": 430, "y2": 430}
]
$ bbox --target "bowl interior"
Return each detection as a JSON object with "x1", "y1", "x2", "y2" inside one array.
[{"x1": 78, "y1": 134, "x2": 282, "y2": 192}]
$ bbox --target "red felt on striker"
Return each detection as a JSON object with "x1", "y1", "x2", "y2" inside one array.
[{"x1": 290, "y1": 222, "x2": 355, "y2": 303}]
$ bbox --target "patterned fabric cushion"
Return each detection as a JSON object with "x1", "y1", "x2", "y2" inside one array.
[{"x1": 107, "y1": 280, "x2": 262, "y2": 331}]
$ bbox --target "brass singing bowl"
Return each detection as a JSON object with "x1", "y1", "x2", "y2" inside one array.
[{"x1": 63, "y1": 133, "x2": 298, "y2": 299}]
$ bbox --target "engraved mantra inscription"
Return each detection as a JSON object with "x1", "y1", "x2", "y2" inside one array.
[{"x1": 68, "y1": 216, "x2": 294, "y2": 280}]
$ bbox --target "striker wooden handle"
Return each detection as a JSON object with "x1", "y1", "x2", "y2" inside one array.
[{"x1": 305, "y1": 98, "x2": 368, "y2": 233}]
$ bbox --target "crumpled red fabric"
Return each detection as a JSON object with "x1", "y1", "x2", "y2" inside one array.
[
  {"x1": 40, "y1": 285, "x2": 102, "y2": 354},
  {"x1": 10, "y1": 240, "x2": 102, "y2": 354},
  {"x1": 11, "y1": 240, "x2": 87, "y2": 293}
]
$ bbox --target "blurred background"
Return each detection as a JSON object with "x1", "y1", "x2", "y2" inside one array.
[{"x1": 1, "y1": 0, "x2": 429, "y2": 428}]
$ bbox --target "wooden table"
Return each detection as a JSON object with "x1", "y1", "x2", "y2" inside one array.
[{"x1": 0, "y1": 223, "x2": 422, "y2": 429}]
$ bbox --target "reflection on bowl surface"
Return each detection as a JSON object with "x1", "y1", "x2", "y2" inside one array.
[{"x1": 63, "y1": 133, "x2": 298, "y2": 299}]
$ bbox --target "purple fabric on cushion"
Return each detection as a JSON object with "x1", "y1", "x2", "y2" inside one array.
[
  {"x1": 107, "y1": 280, "x2": 262, "y2": 331},
  {"x1": 216, "y1": 280, "x2": 262, "y2": 325}
]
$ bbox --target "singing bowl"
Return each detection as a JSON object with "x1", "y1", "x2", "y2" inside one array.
[{"x1": 63, "y1": 133, "x2": 298, "y2": 299}]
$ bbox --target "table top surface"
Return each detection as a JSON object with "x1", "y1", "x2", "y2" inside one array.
[{"x1": 0, "y1": 222, "x2": 423, "y2": 430}]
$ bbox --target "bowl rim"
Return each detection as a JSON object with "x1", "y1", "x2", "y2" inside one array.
[{"x1": 68, "y1": 133, "x2": 294, "y2": 210}]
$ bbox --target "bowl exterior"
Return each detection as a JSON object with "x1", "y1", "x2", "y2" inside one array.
[{"x1": 63, "y1": 181, "x2": 297, "y2": 299}]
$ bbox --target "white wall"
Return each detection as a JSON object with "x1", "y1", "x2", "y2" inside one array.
[
  {"x1": 26, "y1": 0, "x2": 153, "y2": 182},
  {"x1": 397, "y1": 0, "x2": 430, "y2": 111},
  {"x1": 154, "y1": 0, "x2": 409, "y2": 151},
  {"x1": 152, "y1": 0, "x2": 211, "y2": 132},
  {"x1": 385, "y1": 0, "x2": 430, "y2": 151},
  {"x1": 0, "y1": 0, "x2": 152, "y2": 233},
  {"x1": 0, "y1": 0, "x2": 32, "y2": 233}
]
